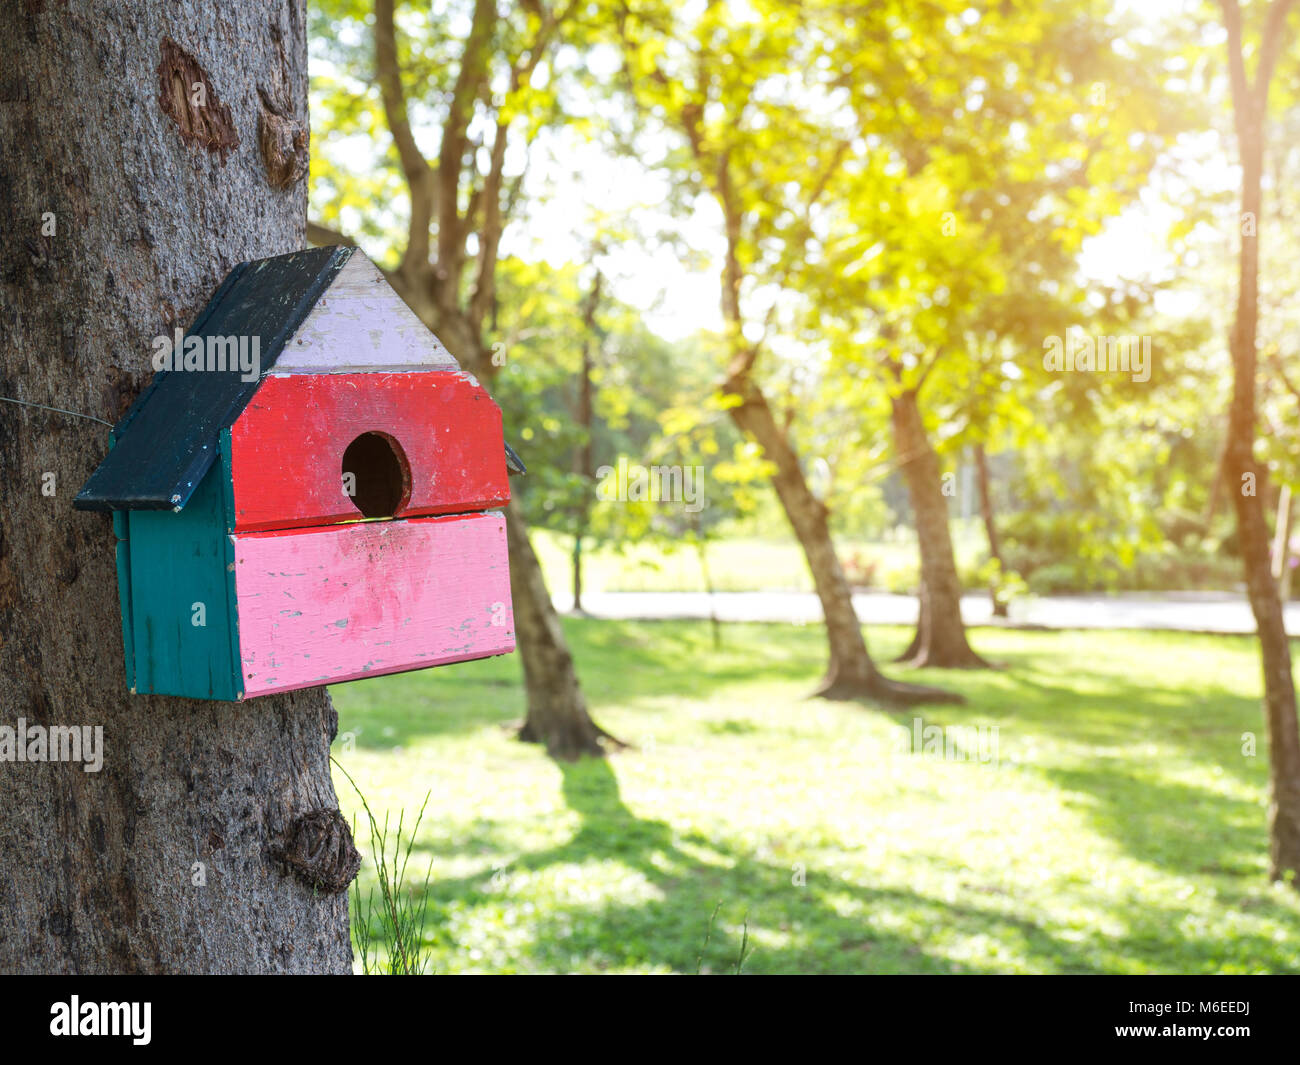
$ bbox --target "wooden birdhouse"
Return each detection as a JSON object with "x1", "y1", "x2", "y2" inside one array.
[{"x1": 74, "y1": 246, "x2": 520, "y2": 701}]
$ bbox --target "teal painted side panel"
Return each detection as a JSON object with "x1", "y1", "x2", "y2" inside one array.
[
  {"x1": 219, "y1": 429, "x2": 244, "y2": 700},
  {"x1": 218, "y1": 429, "x2": 237, "y2": 533},
  {"x1": 127, "y1": 461, "x2": 240, "y2": 700},
  {"x1": 114, "y1": 511, "x2": 135, "y2": 692},
  {"x1": 110, "y1": 433, "x2": 136, "y2": 692}
]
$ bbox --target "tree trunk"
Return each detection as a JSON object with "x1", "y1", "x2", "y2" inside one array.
[
  {"x1": 458, "y1": 340, "x2": 617, "y2": 755},
  {"x1": 695, "y1": 129, "x2": 954, "y2": 704},
  {"x1": 0, "y1": 2, "x2": 354, "y2": 971},
  {"x1": 572, "y1": 534, "x2": 584, "y2": 613},
  {"x1": 572, "y1": 291, "x2": 595, "y2": 614},
  {"x1": 890, "y1": 389, "x2": 988, "y2": 668},
  {"x1": 362, "y1": 0, "x2": 612, "y2": 759},
  {"x1": 380, "y1": 284, "x2": 618, "y2": 758},
  {"x1": 723, "y1": 374, "x2": 960, "y2": 705},
  {"x1": 975, "y1": 443, "x2": 1009, "y2": 618},
  {"x1": 506, "y1": 497, "x2": 619, "y2": 757},
  {"x1": 693, "y1": 516, "x2": 722, "y2": 650},
  {"x1": 1272, "y1": 483, "x2": 1292, "y2": 602},
  {"x1": 1222, "y1": 26, "x2": 1300, "y2": 881},
  {"x1": 892, "y1": 578, "x2": 925, "y2": 663}
]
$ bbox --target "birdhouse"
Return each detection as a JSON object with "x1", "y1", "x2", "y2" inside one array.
[{"x1": 74, "y1": 245, "x2": 519, "y2": 701}]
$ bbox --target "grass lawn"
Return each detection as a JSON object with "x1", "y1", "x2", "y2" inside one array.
[
  {"x1": 329, "y1": 621, "x2": 1300, "y2": 974},
  {"x1": 530, "y1": 527, "x2": 987, "y2": 594}
]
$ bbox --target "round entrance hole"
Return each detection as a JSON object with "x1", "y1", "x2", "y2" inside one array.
[{"x1": 342, "y1": 431, "x2": 411, "y2": 518}]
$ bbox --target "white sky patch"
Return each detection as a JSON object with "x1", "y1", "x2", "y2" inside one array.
[
  {"x1": 1078, "y1": 188, "x2": 1179, "y2": 284},
  {"x1": 1079, "y1": 128, "x2": 1238, "y2": 323},
  {"x1": 506, "y1": 129, "x2": 725, "y2": 340}
]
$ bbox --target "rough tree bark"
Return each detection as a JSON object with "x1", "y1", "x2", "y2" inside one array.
[
  {"x1": 890, "y1": 389, "x2": 989, "y2": 668},
  {"x1": 974, "y1": 443, "x2": 1009, "y2": 619},
  {"x1": 363, "y1": 0, "x2": 617, "y2": 755},
  {"x1": 1220, "y1": 0, "x2": 1300, "y2": 883},
  {"x1": 0, "y1": 2, "x2": 355, "y2": 972}
]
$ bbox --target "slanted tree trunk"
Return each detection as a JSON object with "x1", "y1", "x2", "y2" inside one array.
[
  {"x1": 0, "y1": 2, "x2": 354, "y2": 972},
  {"x1": 724, "y1": 375, "x2": 961, "y2": 705},
  {"x1": 1220, "y1": 0, "x2": 1300, "y2": 884},
  {"x1": 692, "y1": 132, "x2": 956, "y2": 706},
  {"x1": 975, "y1": 443, "x2": 1009, "y2": 618},
  {"x1": 890, "y1": 389, "x2": 988, "y2": 668}
]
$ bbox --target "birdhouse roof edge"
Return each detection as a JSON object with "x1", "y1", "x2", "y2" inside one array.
[{"x1": 73, "y1": 245, "x2": 356, "y2": 512}]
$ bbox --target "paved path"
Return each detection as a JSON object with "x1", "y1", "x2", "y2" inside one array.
[{"x1": 552, "y1": 589, "x2": 1300, "y2": 636}]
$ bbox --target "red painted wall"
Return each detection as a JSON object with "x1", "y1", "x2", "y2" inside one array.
[{"x1": 228, "y1": 370, "x2": 510, "y2": 532}]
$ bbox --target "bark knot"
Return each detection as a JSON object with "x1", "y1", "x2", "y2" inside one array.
[
  {"x1": 157, "y1": 37, "x2": 239, "y2": 165},
  {"x1": 272, "y1": 808, "x2": 361, "y2": 895},
  {"x1": 257, "y1": 89, "x2": 309, "y2": 190}
]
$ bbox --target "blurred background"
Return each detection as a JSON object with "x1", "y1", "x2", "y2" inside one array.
[{"x1": 308, "y1": 0, "x2": 1300, "y2": 973}]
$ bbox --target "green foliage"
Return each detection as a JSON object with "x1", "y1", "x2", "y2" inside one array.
[
  {"x1": 490, "y1": 261, "x2": 766, "y2": 555},
  {"x1": 1000, "y1": 508, "x2": 1243, "y2": 595},
  {"x1": 296, "y1": 0, "x2": 1300, "y2": 976},
  {"x1": 304, "y1": 0, "x2": 1236, "y2": 583},
  {"x1": 695, "y1": 902, "x2": 752, "y2": 975},
  {"x1": 596, "y1": 0, "x2": 1212, "y2": 583},
  {"x1": 976, "y1": 557, "x2": 1030, "y2": 606},
  {"x1": 308, "y1": 0, "x2": 582, "y2": 263}
]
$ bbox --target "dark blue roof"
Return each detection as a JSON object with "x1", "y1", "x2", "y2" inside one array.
[{"x1": 74, "y1": 246, "x2": 354, "y2": 512}]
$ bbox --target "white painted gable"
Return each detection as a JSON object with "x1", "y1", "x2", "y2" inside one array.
[{"x1": 274, "y1": 249, "x2": 461, "y2": 373}]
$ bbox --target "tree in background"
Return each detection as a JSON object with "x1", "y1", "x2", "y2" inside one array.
[
  {"x1": 614, "y1": 0, "x2": 961, "y2": 704},
  {"x1": 1241, "y1": 92, "x2": 1300, "y2": 598},
  {"x1": 589, "y1": 346, "x2": 771, "y2": 648},
  {"x1": 799, "y1": 0, "x2": 1185, "y2": 666},
  {"x1": 571, "y1": 265, "x2": 601, "y2": 613},
  {"x1": 486, "y1": 252, "x2": 701, "y2": 590},
  {"x1": 1216, "y1": 0, "x2": 1300, "y2": 883},
  {"x1": 309, "y1": 0, "x2": 618, "y2": 757}
]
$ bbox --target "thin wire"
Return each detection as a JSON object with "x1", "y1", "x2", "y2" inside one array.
[{"x1": 0, "y1": 395, "x2": 113, "y2": 427}]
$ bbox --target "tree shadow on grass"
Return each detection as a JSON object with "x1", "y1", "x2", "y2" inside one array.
[
  {"x1": 884, "y1": 667, "x2": 1270, "y2": 867},
  {"x1": 549, "y1": 760, "x2": 1298, "y2": 973},
  {"x1": 894, "y1": 665, "x2": 1263, "y2": 783},
  {"x1": 1050, "y1": 758, "x2": 1264, "y2": 865},
  {"x1": 385, "y1": 756, "x2": 1112, "y2": 974},
  {"x1": 336, "y1": 622, "x2": 1300, "y2": 970}
]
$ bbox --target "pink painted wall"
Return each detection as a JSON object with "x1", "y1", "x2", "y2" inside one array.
[{"x1": 232, "y1": 512, "x2": 514, "y2": 697}]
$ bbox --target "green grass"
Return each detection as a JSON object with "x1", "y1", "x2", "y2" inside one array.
[
  {"x1": 329, "y1": 621, "x2": 1300, "y2": 974},
  {"x1": 531, "y1": 525, "x2": 988, "y2": 594}
]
